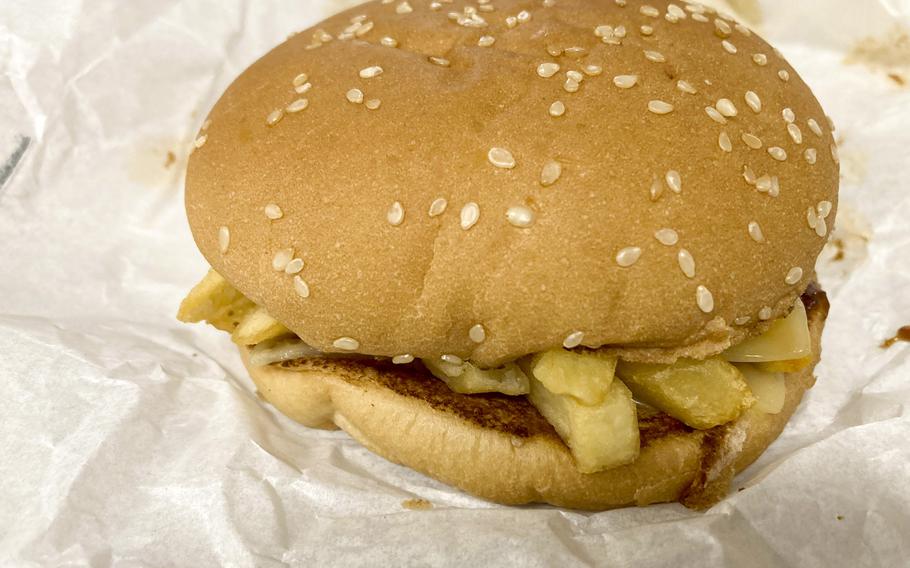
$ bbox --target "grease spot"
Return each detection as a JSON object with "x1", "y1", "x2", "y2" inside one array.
[
  {"x1": 845, "y1": 26, "x2": 910, "y2": 83},
  {"x1": 402, "y1": 498, "x2": 433, "y2": 511},
  {"x1": 880, "y1": 327, "x2": 910, "y2": 349}
]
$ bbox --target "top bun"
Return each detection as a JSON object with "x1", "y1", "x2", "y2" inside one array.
[{"x1": 186, "y1": 0, "x2": 839, "y2": 367}]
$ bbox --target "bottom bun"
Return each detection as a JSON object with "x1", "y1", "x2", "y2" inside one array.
[{"x1": 241, "y1": 292, "x2": 828, "y2": 510}]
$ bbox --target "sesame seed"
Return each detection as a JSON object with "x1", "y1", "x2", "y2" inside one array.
[
  {"x1": 543, "y1": 0, "x2": 555, "y2": 7},
  {"x1": 778, "y1": 70, "x2": 790, "y2": 81},
  {"x1": 807, "y1": 208, "x2": 818, "y2": 229},
  {"x1": 648, "y1": 100, "x2": 674, "y2": 114},
  {"x1": 392, "y1": 354, "x2": 414, "y2": 364},
  {"x1": 547, "y1": 45, "x2": 563, "y2": 57},
  {"x1": 346, "y1": 88, "x2": 364, "y2": 104},
  {"x1": 265, "y1": 203, "x2": 283, "y2": 220},
  {"x1": 827, "y1": 115, "x2": 836, "y2": 131},
  {"x1": 613, "y1": 75, "x2": 638, "y2": 89},
  {"x1": 654, "y1": 228, "x2": 679, "y2": 246},
  {"x1": 478, "y1": 35, "x2": 495, "y2": 47},
  {"x1": 678, "y1": 249, "x2": 696, "y2": 278},
  {"x1": 469, "y1": 324, "x2": 487, "y2": 343},
  {"x1": 649, "y1": 178, "x2": 664, "y2": 201},
  {"x1": 218, "y1": 226, "x2": 230, "y2": 253},
  {"x1": 564, "y1": 78, "x2": 580, "y2": 93},
  {"x1": 286, "y1": 98, "x2": 309, "y2": 113},
  {"x1": 716, "y1": 98, "x2": 738, "y2": 117},
  {"x1": 788, "y1": 123, "x2": 803, "y2": 144},
  {"x1": 768, "y1": 147, "x2": 788, "y2": 161},
  {"x1": 743, "y1": 165, "x2": 757, "y2": 184},
  {"x1": 272, "y1": 248, "x2": 293, "y2": 271},
  {"x1": 831, "y1": 143, "x2": 840, "y2": 165},
  {"x1": 488, "y1": 147, "x2": 516, "y2": 169},
  {"x1": 292, "y1": 275, "x2": 310, "y2": 298},
  {"x1": 616, "y1": 247, "x2": 642, "y2": 267},
  {"x1": 805, "y1": 148, "x2": 818, "y2": 164},
  {"x1": 202, "y1": 119, "x2": 212, "y2": 131},
  {"x1": 293, "y1": 73, "x2": 309, "y2": 87},
  {"x1": 614, "y1": 0, "x2": 626, "y2": 6},
  {"x1": 758, "y1": 307, "x2": 773, "y2": 321},
  {"x1": 614, "y1": 26, "x2": 627, "y2": 38},
  {"x1": 644, "y1": 50, "x2": 666, "y2": 63},
  {"x1": 736, "y1": 23, "x2": 751, "y2": 36},
  {"x1": 194, "y1": 134, "x2": 208, "y2": 149},
  {"x1": 696, "y1": 285, "x2": 715, "y2": 313},
  {"x1": 506, "y1": 205, "x2": 535, "y2": 228},
  {"x1": 748, "y1": 221, "x2": 764, "y2": 242},
  {"x1": 540, "y1": 160, "x2": 562, "y2": 186},
  {"x1": 640, "y1": 25, "x2": 654, "y2": 36},
  {"x1": 817, "y1": 202, "x2": 832, "y2": 219},
  {"x1": 563, "y1": 331, "x2": 585, "y2": 349},
  {"x1": 266, "y1": 109, "x2": 284, "y2": 126},
  {"x1": 285, "y1": 258, "x2": 304, "y2": 275},
  {"x1": 745, "y1": 91, "x2": 762, "y2": 113},
  {"x1": 517, "y1": 10, "x2": 531, "y2": 22},
  {"x1": 816, "y1": 216, "x2": 828, "y2": 237},
  {"x1": 782, "y1": 108, "x2": 795, "y2": 123},
  {"x1": 441, "y1": 354, "x2": 464, "y2": 365},
  {"x1": 566, "y1": 70, "x2": 584, "y2": 83},
  {"x1": 692, "y1": 13, "x2": 709, "y2": 22},
  {"x1": 742, "y1": 133, "x2": 763, "y2": 149},
  {"x1": 640, "y1": 5, "x2": 659, "y2": 17},
  {"x1": 506, "y1": 16, "x2": 517, "y2": 28},
  {"x1": 734, "y1": 316, "x2": 751, "y2": 326},
  {"x1": 719, "y1": 132, "x2": 733, "y2": 152},
  {"x1": 387, "y1": 201, "x2": 405, "y2": 226},
  {"x1": 785, "y1": 267, "x2": 803, "y2": 285},
  {"x1": 677, "y1": 80, "x2": 697, "y2": 94},
  {"x1": 807, "y1": 118, "x2": 823, "y2": 137},
  {"x1": 756, "y1": 175, "x2": 772, "y2": 193},
  {"x1": 359, "y1": 66, "x2": 383, "y2": 79},
  {"x1": 595, "y1": 24, "x2": 613, "y2": 37},
  {"x1": 395, "y1": 1, "x2": 412, "y2": 14},
  {"x1": 667, "y1": 4, "x2": 686, "y2": 18},
  {"x1": 769, "y1": 176, "x2": 780, "y2": 197},
  {"x1": 428, "y1": 198, "x2": 448, "y2": 217},
  {"x1": 381, "y1": 36, "x2": 399, "y2": 47},
  {"x1": 355, "y1": 21, "x2": 374, "y2": 37},
  {"x1": 549, "y1": 101, "x2": 566, "y2": 117},
  {"x1": 714, "y1": 18, "x2": 732, "y2": 37},
  {"x1": 583, "y1": 64, "x2": 603, "y2": 76},
  {"x1": 752, "y1": 53, "x2": 768, "y2": 66},
  {"x1": 294, "y1": 82, "x2": 312, "y2": 94},
  {"x1": 333, "y1": 337, "x2": 360, "y2": 351},
  {"x1": 705, "y1": 106, "x2": 728, "y2": 124},
  {"x1": 722, "y1": 40, "x2": 737, "y2": 54},
  {"x1": 460, "y1": 202, "x2": 480, "y2": 230},
  {"x1": 428, "y1": 56, "x2": 451, "y2": 67},
  {"x1": 665, "y1": 170, "x2": 682, "y2": 193},
  {"x1": 537, "y1": 62, "x2": 560, "y2": 78}
]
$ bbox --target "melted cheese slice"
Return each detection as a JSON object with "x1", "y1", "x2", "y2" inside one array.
[{"x1": 724, "y1": 300, "x2": 811, "y2": 363}]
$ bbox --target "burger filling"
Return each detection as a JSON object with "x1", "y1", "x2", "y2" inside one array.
[{"x1": 180, "y1": 269, "x2": 813, "y2": 474}]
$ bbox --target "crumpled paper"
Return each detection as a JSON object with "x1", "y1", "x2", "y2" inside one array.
[{"x1": 1, "y1": 0, "x2": 909, "y2": 565}]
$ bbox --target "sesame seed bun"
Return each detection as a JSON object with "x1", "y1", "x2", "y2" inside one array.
[
  {"x1": 187, "y1": 0, "x2": 838, "y2": 366},
  {"x1": 242, "y1": 290, "x2": 827, "y2": 510}
]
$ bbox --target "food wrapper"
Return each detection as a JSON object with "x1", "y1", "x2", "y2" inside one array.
[{"x1": 1, "y1": 0, "x2": 909, "y2": 565}]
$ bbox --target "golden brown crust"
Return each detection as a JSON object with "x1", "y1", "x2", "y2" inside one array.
[
  {"x1": 243, "y1": 289, "x2": 828, "y2": 510},
  {"x1": 187, "y1": 0, "x2": 839, "y2": 367}
]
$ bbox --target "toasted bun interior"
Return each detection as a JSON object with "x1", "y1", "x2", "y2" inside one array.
[
  {"x1": 187, "y1": 0, "x2": 839, "y2": 367},
  {"x1": 241, "y1": 290, "x2": 828, "y2": 510}
]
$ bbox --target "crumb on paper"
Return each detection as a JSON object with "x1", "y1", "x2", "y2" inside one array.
[
  {"x1": 836, "y1": 515, "x2": 845, "y2": 521},
  {"x1": 888, "y1": 73, "x2": 906, "y2": 86},
  {"x1": 164, "y1": 151, "x2": 177, "y2": 168},
  {"x1": 402, "y1": 498, "x2": 433, "y2": 511}
]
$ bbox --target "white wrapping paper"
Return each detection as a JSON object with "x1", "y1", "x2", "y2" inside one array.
[{"x1": 1, "y1": 1, "x2": 909, "y2": 565}]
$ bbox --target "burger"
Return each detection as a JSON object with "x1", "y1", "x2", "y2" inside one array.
[{"x1": 178, "y1": 0, "x2": 838, "y2": 510}]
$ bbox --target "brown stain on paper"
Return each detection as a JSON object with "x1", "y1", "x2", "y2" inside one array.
[
  {"x1": 880, "y1": 327, "x2": 910, "y2": 349},
  {"x1": 402, "y1": 498, "x2": 433, "y2": 511},
  {"x1": 845, "y1": 26, "x2": 910, "y2": 87}
]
